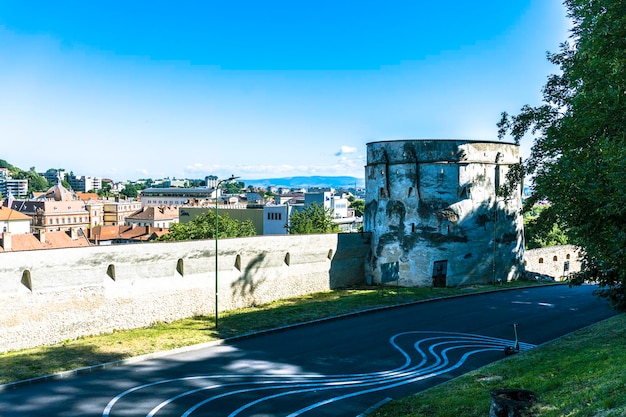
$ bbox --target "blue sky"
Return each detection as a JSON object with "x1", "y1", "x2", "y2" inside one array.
[{"x1": 0, "y1": 1, "x2": 570, "y2": 182}]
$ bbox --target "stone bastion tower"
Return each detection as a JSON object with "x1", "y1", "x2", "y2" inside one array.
[{"x1": 364, "y1": 139, "x2": 524, "y2": 287}]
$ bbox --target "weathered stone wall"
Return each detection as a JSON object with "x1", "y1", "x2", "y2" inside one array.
[
  {"x1": 364, "y1": 139, "x2": 524, "y2": 287},
  {"x1": 524, "y1": 245, "x2": 583, "y2": 280},
  {"x1": 0, "y1": 233, "x2": 370, "y2": 352}
]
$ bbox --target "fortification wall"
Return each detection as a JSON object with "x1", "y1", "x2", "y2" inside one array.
[
  {"x1": 364, "y1": 139, "x2": 524, "y2": 287},
  {"x1": 524, "y1": 245, "x2": 583, "y2": 280},
  {"x1": 0, "y1": 233, "x2": 370, "y2": 352}
]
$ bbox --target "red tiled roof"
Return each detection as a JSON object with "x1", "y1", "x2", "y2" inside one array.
[
  {"x1": 75, "y1": 192, "x2": 100, "y2": 201},
  {"x1": 0, "y1": 231, "x2": 91, "y2": 252},
  {"x1": 0, "y1": 206, "x2": 31, "y2": 221},
  {"x1": 89, "y1": 225, "x2": 124, "y2": 241},
  {"x1": 40, "y1": 231, "x2": 91, "y2": 250},
  {"x1": 88, "y1": 225, "x2": 168, "y2": 243},
  {"x1": 127, "y1": 206, "x2": 178, "y2": 220}
]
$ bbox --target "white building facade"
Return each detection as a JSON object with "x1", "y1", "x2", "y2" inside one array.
[
  {"x1": 139, "y1": 187, "x2": 217, "y2": 207},
  {"x1": 263, "y1": 205, "x2": 293, "y2": 235}
]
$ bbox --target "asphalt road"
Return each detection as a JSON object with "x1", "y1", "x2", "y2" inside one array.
[{"x1": 0, "y1": 284, "x2": 616, "y2": 417}]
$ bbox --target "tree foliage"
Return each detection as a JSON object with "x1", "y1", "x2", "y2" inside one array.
[
  {"x1": 13, "y1": 168, "x2": 49, "y2": 194},
  {"x1": 349, "y1": 199, "x2": 365, "y2": 218},
  {"x1": 223, "y1": 181, "x2": 244, "y2": 195},
  {"x1": 158, "y1": 211, "x2": 256, "y2": 241},
  {"x1": 288, "y1": 203, "x2": 340, "y2": 234},
  {"x1": 119, "y1": 183, "x2": 138, "y2": 198},
  {"x1": 523, "y1": 205, "x2": 569, "y2": 249},
  {"x1": 498, "y1": 0, "x2": 626, "y2": 311},
  {"x1": 97, "y1": 182, "x2": 113, "y2": 197}
]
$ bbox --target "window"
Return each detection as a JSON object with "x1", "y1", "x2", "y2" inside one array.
[
  {"x1": 553, "y1": 256, "x2": 558, "y2": 261},
  {"x1": 267, "y1": 212, "x2": 282, "y2": 220},
  {"x1": 538, "y1": 258, "x2": 544, "y2": 264}
]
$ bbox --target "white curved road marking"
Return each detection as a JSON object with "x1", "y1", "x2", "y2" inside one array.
[{"x1": 103, "y1": 331, "x2": 535, "y2": 417}]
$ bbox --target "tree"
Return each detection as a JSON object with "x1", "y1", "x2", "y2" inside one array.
[
  {"x1": 223, "y1": 181, "x2": 244, "y2": 194},
  {"x1": 0, "y1": 159, "x2": 14, "y2": 169},
  {"x1": 288, "y1": 203, "x2": 340, "y2": 234},
  {"x1": 158, "y1": 211, "x2": 256, "y2": 241},
  {"x1": 523, "y1": 205, "x2": 569, "y2": 249},
  {"x1": 498, "y1": 0, "x2": 626, "y2": 311},
  {"x1": 98, "y1": 182, "x2": 113, "y2": 197},
  {"x1": 349, "y1": 199, "x2": 365, "y2": 218},
  {"x1": 120, "y1": 183, "x2": 138, "y2": 198},
  {"x1": 14, "y1": 168, "x2": 49, "y2": 193}
]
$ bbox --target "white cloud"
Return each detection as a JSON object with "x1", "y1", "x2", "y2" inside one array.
[{"x1": 335, "y1": 145, "x2": 358, "y2": 156}]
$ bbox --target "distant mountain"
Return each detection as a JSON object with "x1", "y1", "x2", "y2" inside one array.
[{"x1": 241, "y1": 176, "x2": 365, "y2": 189}]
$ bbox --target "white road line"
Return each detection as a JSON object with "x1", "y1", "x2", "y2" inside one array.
[{"x1": 102, "y1": 331, "x2": 536, "y2": 417}]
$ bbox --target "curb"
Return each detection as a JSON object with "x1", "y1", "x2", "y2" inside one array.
[{"x1": 0, "y1": 283, "x2": 565, "y2": 392}]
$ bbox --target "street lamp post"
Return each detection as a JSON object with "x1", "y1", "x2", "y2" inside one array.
[{"x1": 214, "y1": 175, "x2": 240, "y2": 328}]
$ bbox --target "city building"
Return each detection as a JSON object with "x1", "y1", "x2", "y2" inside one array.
[
  {"x1": 273, "y1": 192, "x2": 304, "y2": 206},
  {"x1": 40, "y1": 169, "x2": 67, "y2": 185},
  {"x1": 164, "y1": 179, "x2": 187, "y2": 187},
  {"x1": 304, "y1": 191, "x2": 349, "y2": 218},
  {"x1": 84, "y1": 201, "x2": 104, "y2": 228},
  {"x1": 67, "y1": 175, "x2": 102, "y2": 192},
  {"x1": 0, "y1": 206, "x2": 31, "y2": 234},
  {"x1": 0, "y1": 176, "x2": 28, "y2": 198},
  {"x1": 302, "y1": 191, "x2": 357, "y2": 231},
  {"x1": 263, "y1": 204, "x2": 293, "y2": 235},
  {"x1": 125, "y1": 206, "x2": 179, "y2": 228},
  {"x1": 139, "y1": 187, "x2": 217, "y2": 207},
  {"x1": 205, "y1": 175, "x2": 218, "y2": 189},
  {"x1": 7, "y1": 180, "x2": 90, "y2": 234},
  {"x1": 103, "y1": 201, "x2": 143, "y2": 226}
]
